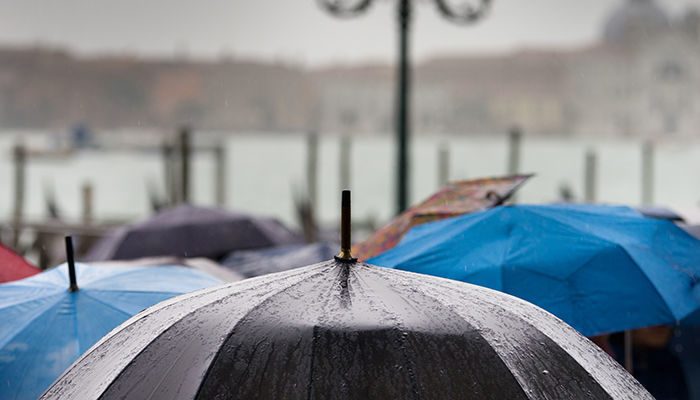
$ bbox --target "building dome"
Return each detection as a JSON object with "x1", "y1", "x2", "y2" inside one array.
[{"x1": 603, "y1": 0, "x2": 670, "y2": 44}]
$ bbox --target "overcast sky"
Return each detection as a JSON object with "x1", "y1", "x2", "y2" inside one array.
[{"x1": 0, "y1": 0, "x2": 698, "y2": 66}]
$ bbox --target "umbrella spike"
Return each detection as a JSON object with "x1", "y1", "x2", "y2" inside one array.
[
  {"x1": 65, "y1": 236, "x2": 79, "y2": 292},
  {"x1": 335, "y1": 190, "x2": 357, "y2": 263}
]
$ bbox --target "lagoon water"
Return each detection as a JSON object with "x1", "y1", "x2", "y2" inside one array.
[{"x1": 1, "y1": 131, "x2": 699, "y2": 228}]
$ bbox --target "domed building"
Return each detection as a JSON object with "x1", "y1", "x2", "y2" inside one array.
[
  {"x1": 313, "y1": 0, "x2": 700, "y2": 139},
  {"x1": 603, "y1": 0, "x2": 670, "y2": 45}
]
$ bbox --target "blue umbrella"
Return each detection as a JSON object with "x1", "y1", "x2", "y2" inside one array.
[
  {"x1": 369, "y1": 204, "x2": 700, "y2": 337},
  {"x1": 0, "y1": 254, "x2": 221, "y2": 400}
]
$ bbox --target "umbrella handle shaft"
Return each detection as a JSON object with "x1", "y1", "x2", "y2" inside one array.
[
  {"x1": 65, "y1": 236, "x2": 79, "y2": 292},
  {"x1": 336, "y1": 190, "x2": 357, "y2": 263}
]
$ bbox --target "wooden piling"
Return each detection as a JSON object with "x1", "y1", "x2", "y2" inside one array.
[
  {"x1": 584, "y1": 150, "x2": 597, "y2": 203},
  {"x1": 214, "y1": 143, "x2": 226, "y2": 207},
  {"x1": 641, "y1": 140, "x2": 654, "y2": 205},
  {"x1": 162, "y1": 141, "x2": 175, "y2": 206},
  {"x1": 438, "y1": 143, "x2": 449, "y2": 187},
  {"x1": 178, "y1": 126, "x2": 191, "y2": 204},
  {"x1": 339, "y1": 135, "x2": 351, "y2": 191},
  {"x1": 12, "y1": 143, "x2": 26, "y2": 249},
  {"x1": 507, "y1": 126, "x2": 522, "y2": 176},
  {"x1": 306, "y1": 132, "x2": 318, "y2": 216},
  {"x1": 82, "y1": 183, "x2": 94, "y2": 223}
]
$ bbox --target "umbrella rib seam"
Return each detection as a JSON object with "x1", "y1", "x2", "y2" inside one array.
[
  {"x1": 54, "y1": 283, "x2": 240, "y2": 396},
  {"x1": 616, "y1": 245, "x2": 680, "y2": 321},
  {"x1": 192, "y1": 266, "x2": 334, "y2": 399},
  {"x1": 392, "y1": 277, "x2": 530, "y2": 399},
  {"x1": 0, "y1": 293, "x2": 65, "y2": 350},
  {"x1": 364, "y1": 267, "x2": 530, "y2": 399},
  {"x1": 408, "y1": 272, "x2": 622, "y2": 397}
]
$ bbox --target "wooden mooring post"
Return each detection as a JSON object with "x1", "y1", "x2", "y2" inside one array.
[
  {"x1": 178, "y1": 126, "x2": 191, "y2": 204},
  {"x1": 162, "y1": 141, "x2": 176, "y2": 207},
  {"x1": 214, "y1": 143, "x2": 226, "y2": 207},
  {"x1": 12, "y1": 143, "x2": 26, "y2": 249},
  {"x1": 438, "y1": 143, "x2": 450, "y2": 187},
  {"x1": 306, "y1": 132, "x2": 319, "y2": 217},
  {"x1": 339, "y1": 135, "x2": 352, "y2": 191},
  {"x1": 82, "y1": 182, "x2": 94, "y2": 223},
  {"x1": 507, "y1": 126, "x2": 522, "y2": 176},
  {"x1": 641, "y1": 140, "x2": 654, "y2": 205},
  {"x1": 584, "y1": 150, "x2": 597, "y2": 203}
]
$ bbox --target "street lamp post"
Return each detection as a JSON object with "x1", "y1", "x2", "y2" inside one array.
[{"x1": 318, "y1": 0, "x2": 492, "y2": 214}]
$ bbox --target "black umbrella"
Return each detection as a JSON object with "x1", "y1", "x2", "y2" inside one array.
[
  {"x1": 85, "y1": 204, "x2": 302, "y2": 261},
  {"x1": 43, "y1": 192, "x2": 651, "y2": 399}
]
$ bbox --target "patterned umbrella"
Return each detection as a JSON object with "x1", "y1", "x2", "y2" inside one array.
[{"x1": 352, "y1": 174, "x2": 531, "y2": 261}]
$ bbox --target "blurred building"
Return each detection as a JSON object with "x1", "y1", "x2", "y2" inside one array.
[
  {"x1": 317, "y1": 0, "x2": 700, "y2": 138},
  {"x1": 0, "y1": 0, "x2": 697, "y2": 138}
]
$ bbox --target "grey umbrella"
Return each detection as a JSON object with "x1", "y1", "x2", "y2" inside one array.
[
  {"x1": 42, "y1": 192, "x2": 651, "y2": 400},
  {"x1": 85, "y1": 204, "x2": 302, "y2": 261}
]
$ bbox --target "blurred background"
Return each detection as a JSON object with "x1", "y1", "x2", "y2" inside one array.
[{"x1": 1, "y1": 0, "x2": 700, "y2": 263}]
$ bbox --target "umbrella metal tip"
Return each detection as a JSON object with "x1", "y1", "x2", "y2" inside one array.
[
  {"x1": 65, "y1": 236, "x2": 79, "y2": 291},
  {"x1": 341, "y1": 189, "x2": 350, "y2": 207},
  {"x1": 336, "y1": 190, "x2": 356, "y2": 263}
]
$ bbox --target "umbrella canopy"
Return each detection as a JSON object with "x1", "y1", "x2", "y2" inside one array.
[
  {"x1": 221, "y1": 241, "x2": 338, "y2": 278},
  {"x1": 369, "y1": 204, "x2": 700, "y2": 337},
  {"x1": 0, "y1": 262, "x2": 221, "y2": 400},
  {"x1": 0, "y1": 242, "x2": 39, "y2": 283},
  {"x1": 85, "y1": 204, "x2": 302, "y2": 261},
  {"x1": 352, "y1": 174, "x2": 531, "y2": 261},
  {"x1": 41, "y1": 258, "x2": 651, "y2": 399}
]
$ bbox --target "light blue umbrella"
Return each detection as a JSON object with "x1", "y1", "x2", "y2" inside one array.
[
  {"x1": 369, "y1": 204, "x2": 700, "y2": 337},
  {"x1": 0, "y1": 259, "x2": 221, "y2": 400}
]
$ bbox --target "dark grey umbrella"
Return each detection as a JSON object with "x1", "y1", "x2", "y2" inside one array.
[
  {"x1": 221, "y1": 241, "x2": 339, "y2": 278},
  {"x1": 85, "y1": 204, "x2": 302, "y2": 261},
  {"x1": 43, "y1": 192, "x2": 651, "y2": 400}
]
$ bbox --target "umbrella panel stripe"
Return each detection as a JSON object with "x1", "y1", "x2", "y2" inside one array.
[
  {"x1": 362, "y1": 267, "x2": 613, "y2": 400},
  {"x1": 71, "y1": 292, "x2": 135, "y2": 355},
  {"x1": 351, "y1": 264, "x2": 530, "y2": 400},
  {"x1": 390, "y1": 268, "x2": 652, "y2": 399},
  {"x1": 618, "y1": 244, "x2": 699, "y2": 322},
  {"x1": 40, "y1": 282, "x2": 246, "y2": 399},
  {"x1": 0, "y1": 296, "x2": 78, "y2": 400},
  {"x1": 198, "y1": 263, "x2": 530, "y2": 399},
  {"x1": 0, "y1": 293, "x2": 65, "y2": 350},
  {"x1": 564, "y1": 247, "x2": 675, "y2": 335},
  {"x1": 90, "y1": 265, "x2": 331, "y2": 400}
]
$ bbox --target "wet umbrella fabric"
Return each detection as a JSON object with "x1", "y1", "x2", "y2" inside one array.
[
  {"x1": 0, "y1": 263, "x2": 221, "y2": 400},
  {"x1": 85, "y1": 204, "x2": 302, "y2": 261},
  {"x1": 221, "y1": 242, "x2": 338, "y2": 278},
  {"x1": 0, "y1": 242, "x2": 39, "y2": 283},
  {"x1": 352, "y1": 174, "x2": 531, "y2": 261},
  {"x1": 369, "y1": 204, "x2": 700, "y2": 337},
  {"x1": 42, "y1": 260, "x2": 651, "y2": 399}
]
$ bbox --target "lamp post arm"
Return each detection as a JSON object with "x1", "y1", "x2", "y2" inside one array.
[
  {"x1": 317, "y1": 0, "x2": 374, "y2": 17},
  {"x1": 434, "y1": 0, "x2": 491, "y2": 24}
]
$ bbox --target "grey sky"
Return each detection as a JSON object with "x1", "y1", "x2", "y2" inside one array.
[{"x1": 0, "y1": 0, "x2": 697, "y2": 66}]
